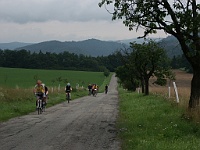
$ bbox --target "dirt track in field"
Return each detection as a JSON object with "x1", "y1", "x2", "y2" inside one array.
[{"x1": 0, "y1": 74, "x2": 120, "y2": 150}]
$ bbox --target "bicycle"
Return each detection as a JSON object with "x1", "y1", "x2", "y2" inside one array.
[
  {"x1": 42, "y1": 94, "x2": 48, "y2": 112},
  {"x1": 93, "y1": 89, "x2": 97, "y2": 97},
  {"x1": 42, "y1": 100, "x2": 46, "y2": 112},
  {"x1": 36, "y1": 97, "x2": 43, "y2": 115},
  {"x1": 105, "y1": 89, "x2": 108, "y2": 94},
  {"x1": 66, "y1": 92, "x2": 70, "y2": 103}
]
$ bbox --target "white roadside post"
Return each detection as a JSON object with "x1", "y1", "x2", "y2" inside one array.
[
  {"x1": 168, "y1": 80, "x2": 171, "y2": 98},
  {"x1": 173, "y1": 82, "x2": 179, "y2": 103},
  {"x1": 168, "y1": 86, "x2": 171, "y2": 98}
]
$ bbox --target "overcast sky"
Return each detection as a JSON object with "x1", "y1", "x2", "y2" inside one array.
[{"x1": 0, "y1": 0, "x2": 168, "y2": 43}]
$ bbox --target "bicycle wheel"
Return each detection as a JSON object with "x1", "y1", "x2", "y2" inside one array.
[
  {"x1": 37, "y1": 99, "x2": 42, "y2": 115},
  {"x1": 42, "y1": 101, "x2": 46, "y2": 112},
  {"x1": 93, "y1": 90, "x2": 96, "y2": 97},
  {"x1": 67, "y1": 93, "x2": 70, "y2": 103}
]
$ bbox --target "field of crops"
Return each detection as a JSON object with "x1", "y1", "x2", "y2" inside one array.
[{"x1": 0, "y1": 67, "x2": 106, "y2": 89}]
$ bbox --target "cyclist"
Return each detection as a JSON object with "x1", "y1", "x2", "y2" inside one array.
[
  {"x1": 88, "y1": 84, "x2": 92, "y2": 95},
  {"x1": 105, "y1": 84, "x2": 108, "y2": 94},
  {"x1": 92, "y1": 84, "x2": 97, "y2": 96},
  {"x1": 65, "y1": 83, "x2": 72, "y2": 100},
  {"x1": 33, "y1": 80, "x2": 45, "y2": 107}
]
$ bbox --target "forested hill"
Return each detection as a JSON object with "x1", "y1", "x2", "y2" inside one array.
[
  {"x1": 14, "y1": 39, "x2": 127, "y2": 57},
  {"x1": 158, "y1": 36, "x2": 182, "y2": 58},
  {"x1": 0, "y1": 36, "x2": 182, "y2": 58}
]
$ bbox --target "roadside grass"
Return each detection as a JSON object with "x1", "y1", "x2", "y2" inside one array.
[
  {"x1": 149, "y1": 69, "x2": 200, "y2": 122},
  {"x1": 98, "y1": 73, "x2": 113, "y2": 93},
  {"x1": 117, "y1": 88, "x2": 200, "y2": 150},
  {"x1": 0, "y1": 87, "x2": 91, "y2": 122}
]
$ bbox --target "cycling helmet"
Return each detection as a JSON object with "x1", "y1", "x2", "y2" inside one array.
[{"x1": 37, "y1": 80, "x2": 42, "y2": 85}]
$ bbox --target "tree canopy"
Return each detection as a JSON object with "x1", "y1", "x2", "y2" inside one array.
[
  {"x1": 0, "y1": 49, "x2": 122, "y2": 72},
  {"x1": 116, "y1": 40, "x2": 173, "y2": 95}
]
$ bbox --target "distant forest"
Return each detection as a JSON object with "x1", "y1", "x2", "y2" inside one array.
[
  {"x1": 0, "y1": 49, "x2": 192, "y2": 73},
  {"x1": 0, "y1": 49, "x2": 122, "y2": 72}
]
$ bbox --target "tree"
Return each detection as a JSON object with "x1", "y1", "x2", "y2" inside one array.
[
  {"x1": 99, "y1": 0, "x2": 200, "y2": 108},
  {"x1": 128, "y1": 40, "x2": 173, "y2": 95},
  {"x1": 115, "y1": 65, "x2": 139, "y2": 91},
  {"x1": 134, "y1": 41, "x2": 170, "y2": 95}
]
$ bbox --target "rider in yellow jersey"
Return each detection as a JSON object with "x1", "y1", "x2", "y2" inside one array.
[{"x1": 33, "y1": 80, "x2": 45, "y2": 106}]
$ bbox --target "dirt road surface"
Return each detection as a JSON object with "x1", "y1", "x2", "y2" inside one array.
[{"x1": 0, "y1": 75, "x2": 120, "y2": 150}]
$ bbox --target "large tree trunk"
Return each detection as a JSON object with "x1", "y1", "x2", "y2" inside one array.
[
  {"x1": 140, "y1": 78, "x2": 145, "y2": 93},
  {"x1": 189, "y1": 68, "x2": 200, "y2": 108}
]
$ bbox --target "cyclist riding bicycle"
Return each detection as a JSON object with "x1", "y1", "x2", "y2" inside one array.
[
  {"x1": 33, "y1": 80, "x2": 45, "y2": 107},
  {"x1": 65, "y1": 83, "x2": 72, "y2": 100},
  {"x1": 92, "y1": 84, "x2": 97, "y2": 95},
  {"x1": 105, "y1": 84, "x2": 108, "y2": 94}
]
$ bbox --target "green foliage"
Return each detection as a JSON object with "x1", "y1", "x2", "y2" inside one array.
[
  {"x1": 103, "y1": 68, "x2": 110, "y2": 77},
  {"x1": 116, "y1": 40, "x2": 172, "y2": 94},
  {"x1": 0, "y1": 49, "x2": 124, "y2": 72},
  {"x1": 154, "y1": 77, "x2": 167, "y2": 86},
  {"x1": 99, "y1": 0, "x2": 200, "y2": 107},
  {"x1": 117, "y1": 88, "x2": 200, "y2": 150},
  {"x1": 115, "y1": 65, "x2": 139, "y2": 91}
]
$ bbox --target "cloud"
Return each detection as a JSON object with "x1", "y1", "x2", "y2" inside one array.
[
  {"x1": 0, "y1": 0, "x2": 168, "y2": 43},
  {"x1": 0, "y1": 20, "x2": 144, "y2": 42},
  {"x1": 0, "y1": 0, "x2": 111, "y2": 24}
]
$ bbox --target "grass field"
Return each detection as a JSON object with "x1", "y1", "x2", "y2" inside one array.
[
  {"x1": 0, "y1": 67, "x2": 112, "y2": 122},
  {"x1": 0, "y1": 67, "x2": 108, "y2": 89},
  {"x1": 118, "y1": 88, "x2": 200, "y2": 150},
  {"x1": 117, "y1": 69, "x2": 200, "y2": 150}
]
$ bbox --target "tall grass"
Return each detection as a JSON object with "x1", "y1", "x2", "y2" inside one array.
[
  {"x1": 118, "y1": 88, "x2": 200, "y2": 150},
  {"x1": 0, "y1": 86, "x2": 90, "y2": 122},
  {"x1": 148, "y1": 70, "x2": 200, "y2": 121}
]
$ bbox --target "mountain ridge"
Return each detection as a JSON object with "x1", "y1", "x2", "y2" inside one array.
[
  {"x1": 0, "y1": 37, "x2": 182, "y2": 57},
  {"x1": 14, "y1": 38, "x2": 127, "y2": 57}
]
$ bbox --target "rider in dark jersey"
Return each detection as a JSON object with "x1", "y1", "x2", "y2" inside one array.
[{"x1": 65, "y1": 83, "x2": 72, "y2": 100}]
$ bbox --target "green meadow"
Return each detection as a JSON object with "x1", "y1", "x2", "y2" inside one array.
[
  {"x1": 0, "y1": 67, "x2": 107, "y2": 89},
  {"x1": 118, "y1": 88, "x2": 200, "y2": 150},
  {"x1": 0, "y1": 67, "x2": 112, "y2": 122}
]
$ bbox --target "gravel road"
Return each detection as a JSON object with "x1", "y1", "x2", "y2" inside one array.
[{"x1": 0, "y1": 74, "x2": 120, "y2": 150}]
